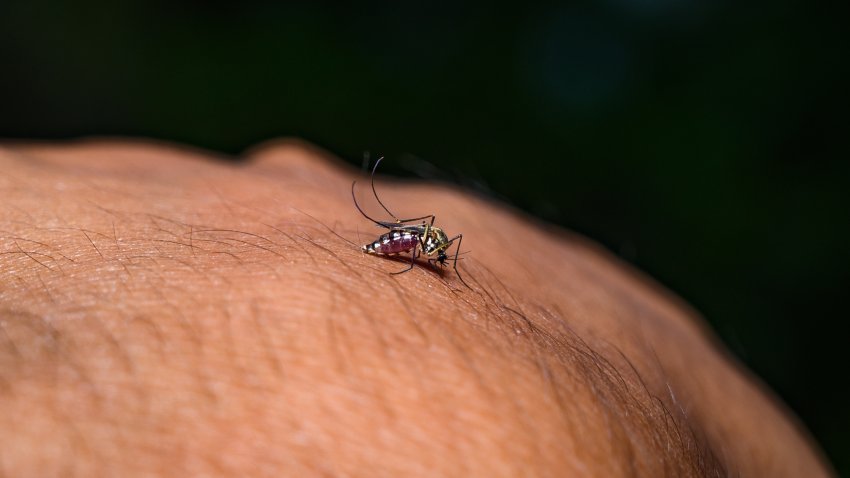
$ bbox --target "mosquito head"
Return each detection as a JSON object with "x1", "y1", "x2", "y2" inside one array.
[{"x1": 437, "y1": 250, "x2": 449, "y2": 267}]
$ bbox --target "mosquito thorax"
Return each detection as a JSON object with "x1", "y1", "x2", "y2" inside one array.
[{"x1": 424, "y1": 227, "x2": 449, "y2": 255}]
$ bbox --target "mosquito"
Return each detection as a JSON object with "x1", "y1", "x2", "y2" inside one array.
[{"x1": 352, "y1": 157, "x2": 469, "y2": 288}]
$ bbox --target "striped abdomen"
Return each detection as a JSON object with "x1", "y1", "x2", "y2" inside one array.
[{"x1": 363, "y1": 230, "x2": 419, "y2": 255}]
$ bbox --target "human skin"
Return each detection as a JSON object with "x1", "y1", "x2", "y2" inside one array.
[{"x1": 0, "y1": 139, "x2": 833, "y2": 477}]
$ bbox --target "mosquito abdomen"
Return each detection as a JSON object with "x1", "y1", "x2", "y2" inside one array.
[{"x1": 363, "y1": 231, "x2": 419, "y2": 255}]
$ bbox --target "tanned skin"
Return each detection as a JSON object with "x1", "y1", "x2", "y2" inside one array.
[{"x1": 0, "y1": 139, "x2": 834, "y2": 477}]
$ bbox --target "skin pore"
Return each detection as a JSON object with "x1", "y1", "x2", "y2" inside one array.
[{"x1": 0, "y1": 139, "x2": 833, "y2": 476}]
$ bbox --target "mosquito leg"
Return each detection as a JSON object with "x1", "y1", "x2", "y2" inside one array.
[
  {"x1": 351, "y1": 181, "x2": 387, "y2": 227},
  {"x1": 367, "y1": 158, "x2": 436, "y2": 227},
  {"x1": 370, "y1": 157, "x2": 404, "y2": 222},
  {"x1": 447, "y1": 234, "x2": 471, "y2": 289},
  {"x1": 394, "y1": 214, "x2": 435, "y2": 225},
  {"x1": 391, "y1": 245, "x2": 418, "y2": 275}
]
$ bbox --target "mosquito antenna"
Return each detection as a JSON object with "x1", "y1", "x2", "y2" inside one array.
[
  {"x1": 351, "y1": 181, "x2": 385, "y2": 226},
  {"x1": 370, "y1": 157, "x2": 401, "y2": 222}
]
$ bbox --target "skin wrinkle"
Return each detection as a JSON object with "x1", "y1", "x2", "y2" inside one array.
[
  {"x1": 383, "y1": 273, "x2": 430, "y2": 344},
  {"x1": 122, "y1": 314, "x2": 167, "y2": 359},
  {"x1": 323, "y1": 278, "x2": 351, "y2": 376},
  {"x1": 249, "y1": 299, "x2": 285, "y2": 379},
  {"x1": 455, "y1": 338, "x2": 549, "y2": 473},
  {"x1": 0, "y1": 141, "x2": 833, "y2": 476},
  {"x1": 88, "y1": 313, "x2": 136, "y2": 377},
  {"x1": 4, "y1": 312, "x2": 103, "y2": 411},
  {"x1": 34, "y1": 273, "x2": 57, "y2": 306}
]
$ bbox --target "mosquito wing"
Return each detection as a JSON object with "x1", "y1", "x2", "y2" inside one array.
[{"x1": 378, "y1": 221, "x2": 427, "y2": 235}]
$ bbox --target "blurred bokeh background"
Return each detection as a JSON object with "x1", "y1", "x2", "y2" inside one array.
[{"x1": 1, "y1": 0, "x2": 847, "y2": 472}]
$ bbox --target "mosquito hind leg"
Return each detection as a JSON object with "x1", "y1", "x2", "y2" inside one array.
[
  {"x1": 394, "y1": 214, "x2": 436, "y2": 226},
  {"x1": 370, "y1": 157, "x2": 404, "y2": 222},
  {"x1": 369, "y1": 158, "x2": 437, "y2": 227},
  {"x1": 390, "y1": 246, "x2": 419, "y2": 275},
  {"x1": 448, "y1": 234, "x2": 471, "y2": 289}
]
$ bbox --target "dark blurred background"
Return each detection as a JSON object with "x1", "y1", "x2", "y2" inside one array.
[{"x1": 1, "y1": 0, "x2": 847, "y2": 472}]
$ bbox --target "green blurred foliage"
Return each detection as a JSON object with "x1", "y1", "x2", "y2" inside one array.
[{"x1": 1, "y1": 0, "x2": 847, "y2": 471}]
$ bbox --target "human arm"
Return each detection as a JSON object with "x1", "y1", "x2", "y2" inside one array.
[{"x1": 0, "y1": 139, "x2": 833, "y2": 476}]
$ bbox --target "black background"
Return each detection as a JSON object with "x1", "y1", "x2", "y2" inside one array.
[{"x1": 1, "y1": 0, "x2": 847, "y2": 472}]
